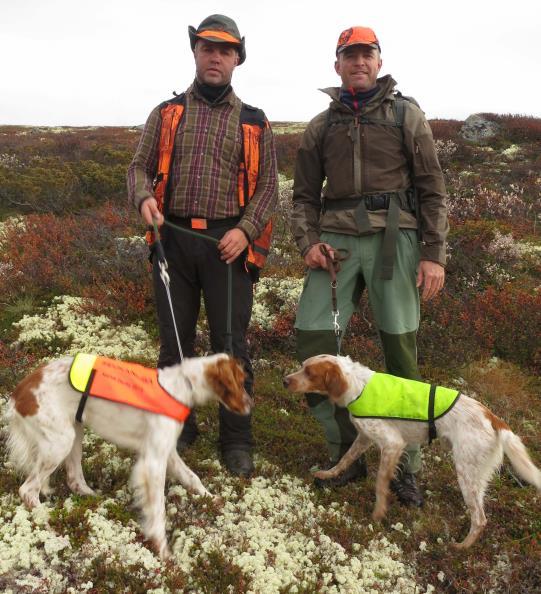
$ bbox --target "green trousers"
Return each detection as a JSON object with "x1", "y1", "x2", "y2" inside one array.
[{"x1": 295, "y1": 230, "x2": 422, "y2": 473}]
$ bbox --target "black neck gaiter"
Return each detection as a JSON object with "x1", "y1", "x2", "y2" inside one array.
[{"x1": 195, "y1": 79, "x2": 232, "y2": 104}]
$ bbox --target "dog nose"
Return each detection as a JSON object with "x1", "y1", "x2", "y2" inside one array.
[{"x1": 282, "y1": 377, "x2": 290, "y2": 388}]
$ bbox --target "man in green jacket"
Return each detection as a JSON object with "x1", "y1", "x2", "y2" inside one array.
[{"x1": 292, "y1": 26, "x2": 448, "y2": 505}]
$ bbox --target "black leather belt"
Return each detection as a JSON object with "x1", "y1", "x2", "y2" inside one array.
[
  {"x1": 323, "y1": 191, "x2": 415, "y2": 213},
  {"x1": 167, "y1": 215, "x2": 240, "y2": 230}
]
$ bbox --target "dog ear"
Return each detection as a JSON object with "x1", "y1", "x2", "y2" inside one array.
[
  {"x1": 210, "y1": 357, "x2": 246, "y2": 411},
  {"x1": 323, "y1": 362, "x2": 348, "y2": 401}
]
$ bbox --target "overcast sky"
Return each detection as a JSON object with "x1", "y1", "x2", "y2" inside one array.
[{"x1": 2, "y1": 0, "x2": 540, "y2": 126}]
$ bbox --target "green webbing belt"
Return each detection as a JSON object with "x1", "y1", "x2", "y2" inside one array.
[
  {"x1": 352, "y1": 192, "x2": 404, "y2": 280},
  {"x1": 380, "y1": 194, "x2": 401, "y2": 281}
]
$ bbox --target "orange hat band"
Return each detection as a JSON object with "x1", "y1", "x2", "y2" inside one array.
[{"x1": 197, "y1": 29, "x2": 240, "y2": 44}]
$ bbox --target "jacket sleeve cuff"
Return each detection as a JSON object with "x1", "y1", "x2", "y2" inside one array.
[
  {"x1": 420, "y1": 243, "x2": 447, "y2": 266},
  {"x1": 134, "y1": 192, "x2": 154, "y2": 214},
  {"x1": 237, "y1": 220, "x2": 258, "y2": 242},
  {"x1": 297, "y1": 232, "x2": 320, "y2": 257}
]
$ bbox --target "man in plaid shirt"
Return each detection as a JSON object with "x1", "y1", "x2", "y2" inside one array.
[{"x1": 127, "y1": 14, "x2": 278, "y2": 477}]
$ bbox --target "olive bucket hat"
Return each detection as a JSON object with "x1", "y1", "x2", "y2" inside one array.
[{"x1": 188, "y1": 14, "x2": 246, "y2": 64}]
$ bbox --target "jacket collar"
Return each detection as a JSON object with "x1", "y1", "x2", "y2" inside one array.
[{"x1": 320, "y1": 74, "x2": 397, "y2": 115}]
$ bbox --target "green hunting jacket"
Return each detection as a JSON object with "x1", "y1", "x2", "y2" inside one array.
[{"x1": 292, "y1": 75, "x2": 449, "y2": 265}]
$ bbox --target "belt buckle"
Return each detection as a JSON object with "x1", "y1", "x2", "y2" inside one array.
[{"x1": 191, "y1": 218, "x2": 207, "y2": 230}]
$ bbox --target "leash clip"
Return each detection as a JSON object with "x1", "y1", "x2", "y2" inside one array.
[
  {"x1": 158, "y1": 260, "x2": 170, "y2": 286},
  {"x1": 332, "y1": 310, "x2": 340, "y2": 335}
]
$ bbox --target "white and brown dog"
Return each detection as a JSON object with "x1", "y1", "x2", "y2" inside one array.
[
  {"x1": 7, "y1": 353, "x2": 251, "y2": 559},
  {"x1": 284, "y1": 354, "x2": 541, "y2": 549}
]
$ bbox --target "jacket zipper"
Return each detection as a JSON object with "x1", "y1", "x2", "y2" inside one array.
[{"x1": 351, "y1": 115, "x2": 362, "y2": 195}]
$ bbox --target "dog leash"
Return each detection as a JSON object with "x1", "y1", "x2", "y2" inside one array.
[
  {"x1": 153, "y1": 220, "x2": 185, "y2": 361},
  {"x1": 319, "y1": 245, "x2": 350, "y2": 356},
  {"x1": 152, "y1": 219, "x2": 234, "y2": 356}
]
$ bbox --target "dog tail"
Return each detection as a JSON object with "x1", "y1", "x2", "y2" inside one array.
[
  {"x1": 6, "y1": 406, "x2": 36, "y2": 475},
  {"x1": 500, "y1": 429, "x2": 541, "y2": 492}
]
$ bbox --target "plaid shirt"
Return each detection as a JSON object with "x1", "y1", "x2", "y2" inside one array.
[{"x1": 127, "y1": 82, "x2": 277, "y2": 241}]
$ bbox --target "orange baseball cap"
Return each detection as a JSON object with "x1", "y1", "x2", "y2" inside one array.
[{"x1": 336, "y1": 26, "x2": 380, "y2": 54}]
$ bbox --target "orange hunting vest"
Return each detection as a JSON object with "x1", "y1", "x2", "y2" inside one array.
[
  {"x1": 69, "y1": 353, "x2": 191, "y2": 423},
  {"x1": 146, "y1": 94, "x2": 273, "y2": 275}
]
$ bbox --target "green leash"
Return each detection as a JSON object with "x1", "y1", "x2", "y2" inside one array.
[{"x1": 152, "y1": 219, "x2": 234, "y2": 356}]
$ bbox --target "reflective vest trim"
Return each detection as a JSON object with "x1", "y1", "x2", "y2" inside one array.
[
  {"x1": 69, "y1": 353, "x2": 191, "y2": 423},
  {"x1": 347, "y1": 373, "x2": 460, "y2": 422},
  {"x1": 145, "y1": 97, "x2": 272, "y2": 274}
]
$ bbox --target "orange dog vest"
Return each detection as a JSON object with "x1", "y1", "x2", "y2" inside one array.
[{"x1": 69, "y1": 353, "x2": 191, "y2": 423}]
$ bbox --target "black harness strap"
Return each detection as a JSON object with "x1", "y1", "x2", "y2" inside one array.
[
  {"x1": 428, "y1": 384, "x2": 437, "y2": 444},
  {"x1": 75, "y1": 369, "x2": 96, "y2": 423}
]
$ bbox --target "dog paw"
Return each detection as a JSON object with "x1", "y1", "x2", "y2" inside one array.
[
  {"x1": 313, "y1": 470, "x2": 333, "y2": 480},
  {"x1": 149, "y1": 537, "x2": 170, "y2": 560},
  {"x1": 372, "y1": 508, "x2": 386, "y2": 522},
  {"x1": 68, "y1": 481, "x2": 96, "y2": 497},
  {"x1": 212, "y1": 495, "x2": 225, "y2": 510},
  {"x1": 21, "y1": 494, "x2": 40, "y2": 509}
]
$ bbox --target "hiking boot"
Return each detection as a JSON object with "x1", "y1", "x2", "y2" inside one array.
[
  {"x1": 222, "y1": 449, "x2": 254, "y2": 478},
  {"x1": 390, "y1": 469, "x2": 424, "y2": 507},
  {"x1": 313, "y1": 455, "x2": 367, "y2": 489}
]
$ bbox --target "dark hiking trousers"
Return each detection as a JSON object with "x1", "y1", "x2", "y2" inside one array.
[{"x1": 152, "y1": 221, "x2": 254, "y2": 453}]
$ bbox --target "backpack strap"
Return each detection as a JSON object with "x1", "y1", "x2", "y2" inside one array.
[{"x1": 239, "y1": 103, "x2": 272, "y2": 281}]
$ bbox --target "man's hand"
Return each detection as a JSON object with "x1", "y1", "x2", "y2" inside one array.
[
  {"x1": 140, "y1": 197, "x2": 164, "y2": 226},
  {"x1": 218, "y1": 228, "x2": 249, "y2": 264},
  {"x1": 417, "y1": 260, "x2": 445, "y2": 300},
  {"x1": 304, "y1": 243, "x2": 335, "y2": 269}
]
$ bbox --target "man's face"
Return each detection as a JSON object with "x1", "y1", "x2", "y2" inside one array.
[
  {"x1": 335, "y1": 45, "x2": 382, "y2": 92},
  {"x1": 194, "y1": 40, "x2": 239, "y2": 86}
]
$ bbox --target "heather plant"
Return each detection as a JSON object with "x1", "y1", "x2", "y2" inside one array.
[{"x1": 447, "y1": 184, "x2": 539, "y2": 231}]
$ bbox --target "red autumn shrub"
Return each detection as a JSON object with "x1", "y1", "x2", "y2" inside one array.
[
  {"x1": 0, "y1": 213, "x2": 80, "y2": 298},
  {"x1": 467, "y1": 285, "x2": 541, "y2": 373},
  {"x1": 479, "y1": 113, "x2": 541, "y2": 143},
  {"x1": 274, "y1": 133, "x2": 302, "y2": 178},
  {"x1": 429, "y1": 119, "x2": 463, "y2": 140},
  {"x1": 418, "y1": 292, "x2": 488, "y2": 370},
  {"x1": 0, "y1": 203, "x2": 151, "y2": 321}
]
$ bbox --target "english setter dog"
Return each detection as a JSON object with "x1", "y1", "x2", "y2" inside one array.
[
  {"x1": 284, "y1": 354, "x2": 541, "y2": 548},
  {"x1": 7, "y1": 353, "x2": 251, "y2": 559}
]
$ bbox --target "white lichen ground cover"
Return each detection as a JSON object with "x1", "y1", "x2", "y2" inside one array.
[
  {"x1": 0, "y1": 403, "x2": 427, "y2": 594},
  {"x1": 1, "y1": 281, "x2": 432, "y2": 593}
]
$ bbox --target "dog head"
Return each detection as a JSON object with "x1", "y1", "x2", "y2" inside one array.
[
  {"x1": 283, "y1": 354, "x2": 350, "y2": 402},
  {"x1": 200, "y1": 353, "x2": 252, "y2": 415}
]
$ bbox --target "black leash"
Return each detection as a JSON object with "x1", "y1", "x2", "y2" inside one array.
[{"x1": 153, "y1": 219, "x2": 233, "y2": 356}]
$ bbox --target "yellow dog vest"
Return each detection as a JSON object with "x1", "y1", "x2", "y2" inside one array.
[
  {"x1": 69, "y1": 353, "x2": 190, "y2": 422},
  {"x1": 347, "y1": 373, "x2": 460, "y2": 443}
]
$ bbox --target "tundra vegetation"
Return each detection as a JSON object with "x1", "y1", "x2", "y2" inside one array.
[{"x1": 0, "y1": 115, "x2": 540, "y2": 593}]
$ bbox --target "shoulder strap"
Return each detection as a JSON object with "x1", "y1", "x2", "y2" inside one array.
[
  {"x1": 238, "y1": 102, "x2": 267, "y2": 209},
  {"x1": 240, "y1": 102, "x2": 266, "y2": 127}
]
